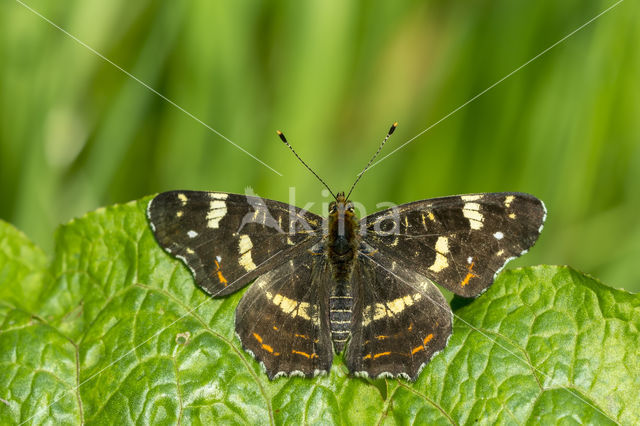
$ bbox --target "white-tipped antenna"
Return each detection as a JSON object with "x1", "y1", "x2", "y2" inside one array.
[
  {"x1": 278, "y1": 130, "x2": 338, "y2": 200},
  {"x1": 346, "y1": 122, "x2": 397, "y2": 200}
]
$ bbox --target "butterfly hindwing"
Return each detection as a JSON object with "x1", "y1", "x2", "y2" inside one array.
[
  {"x1": 361, "y1": 192, "x2": 545, "y2": 297},
  {"x1": 345, "y1": 253, "x2": 453, "y2": 380},
  {"x1": 147, "y1": 191, "x2": 323, "y2": 296},
  {"x1": 235, "y1": 252, "x2": 333, "y2": 378}
]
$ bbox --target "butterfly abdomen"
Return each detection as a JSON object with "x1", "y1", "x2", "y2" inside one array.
[
  {"x1": 329, "y1": 287, "x2": 352, "y2": 353},
  {"x1": 327, "y1": 239, "x2": 356, "y2": 352}
]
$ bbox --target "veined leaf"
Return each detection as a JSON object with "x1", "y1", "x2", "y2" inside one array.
[{"x1": 0, "y1": 198, "x2": 637, "y2": 424}]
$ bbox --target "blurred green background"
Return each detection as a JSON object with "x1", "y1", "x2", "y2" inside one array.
[{"x1": 1, "y1": 0, "x2": 638, "y2": 291}]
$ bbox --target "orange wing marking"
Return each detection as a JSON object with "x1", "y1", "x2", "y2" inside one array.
[
  {"x1": 373, "y1": 351, "x2": 391, "y2": 359},
  {"x1": 423, "y1": 333, "x2": 434, "y2": 345},
  {"x1": 253, "y1": 333, "x2": 280, "y2": 355},
  {"x1": 410, "y1": 333, "x2": 435, "y2": 355},
  {"x1": 411, "y1": 345, "x2": 425, "y2": 355},
  {"x1": 214, "y1": 259, "x2": 228, "y2": 286},
  {"x1": 461, "y1": 262, "x2": 478, "y2": 287},
  {"x1": 291, "y1": 349, "x2": 318, "y2": 359},
  {"x1": 263, "y1": 344, "x2": 280, "y2": 356}
]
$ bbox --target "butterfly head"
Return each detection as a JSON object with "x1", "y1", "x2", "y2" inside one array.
[
  {"x1": 329, "y1": 192, "x2": 356, "y2": 218},
  {"x1": 328, "y1": 191, "x2": 359, "y2": 243}
]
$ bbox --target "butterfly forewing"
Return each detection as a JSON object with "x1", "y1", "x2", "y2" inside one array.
[
  {"x1": 361, "y1": 192, "x2": 545, "y2": 297},
  {"x1": 147, "y1": 191, "x2": 323, "y2": 296},
  {"x1": 235, "y1": 252, "x2": 333, "y2": 378},
  {"x1": 346, "y1": 253, "x2": 452, "y2": 380}
]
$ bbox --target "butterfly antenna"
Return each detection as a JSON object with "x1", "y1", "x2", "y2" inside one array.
[
  {"x1": 277, "y1": 130, "x2": 338, "y2": 200},
  {"x1": 346, "y1": 122, "x2": 397, "y2": 200}
]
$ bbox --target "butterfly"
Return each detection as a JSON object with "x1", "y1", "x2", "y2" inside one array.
[{"x1": 147, "y1": 123, "x2": 546, "y2": 380}]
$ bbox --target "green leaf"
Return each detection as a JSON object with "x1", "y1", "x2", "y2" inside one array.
[
  {"x1": 0, "y1": 198, "x2": 638, "y2": 424},
  {"x1": 0, "y1": 219, "x2": 49, "y2": 312}
]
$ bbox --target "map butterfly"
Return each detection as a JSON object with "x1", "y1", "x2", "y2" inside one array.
[{"x1": 147, "y1": 123, "x2": 546, "y2": 380}]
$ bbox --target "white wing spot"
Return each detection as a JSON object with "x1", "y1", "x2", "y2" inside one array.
[
  {"x1": 187, "y1": 230, "x2": 198, "y2": 238},
  {"x1": 494, "y1": 231, "x2": 504, "y2": 240},
  {"x1": 176, "y1": 211, "x2": 183, "y2": 218},
  {"x1": 273, "y1": 294, "x2": 295, "y2": 313},
  {"x1": 435, "y1": 236, "x2": 449, "y2": 254},
  {"x1": 297, "y1": 302, "x2": 312, "y2": 320},
  {"x1": 461, "y1": 195, "x2": 482, "y2": 201},
  {"x1": 177, "y1": 193, "x2": 188, "y2": 206},
  {"x1": 373, "y1": 303, "x2": 389, "y2": 321},
  {"x1": 210, "y1": 193, "x2": 229, "y2": 200},
  {"x1": 207, "y1": 200, "x2": 227, "y2": 229},
  {"x1": 239, "y1": 234, "x2": 253, "y2": 253},
  {"x1": 361, "y1": 306, "x2": 372, "y2": 326},
  {"x1": 271, "y1": 294, "x2": 313, "y2": 320},
  {"x1": 211, "y1": 200, "x2": 226, "y2": 210},
  {"x1": 467, "y1": 256, "x2": 473, "y2": 264},
  {"x1": 238, "y1": 235, "x2": 256, "y2": 271},
  {"x1": 429, "y1": 236, "x2": 449, "y2": 272},
  {"x1": 387, "y1": 298, "x2": 405, "y2": 314},
  {"x1": 504, "y1": 195, "x2": 515, "y2": 208},
  {"x1": 362, "y1": 293, "x2": 421, "y2": 326},
  {"x1": 463, "y1": 202, "x2": 484, "y2": 230}
]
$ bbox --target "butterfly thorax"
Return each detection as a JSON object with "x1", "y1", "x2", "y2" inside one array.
[
  {"x1": 326, "y1": 192, "x2": 360, "y2": 282},
  {"x1": 326, "y1": 192, "x2": 359, "y2": 352}
]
